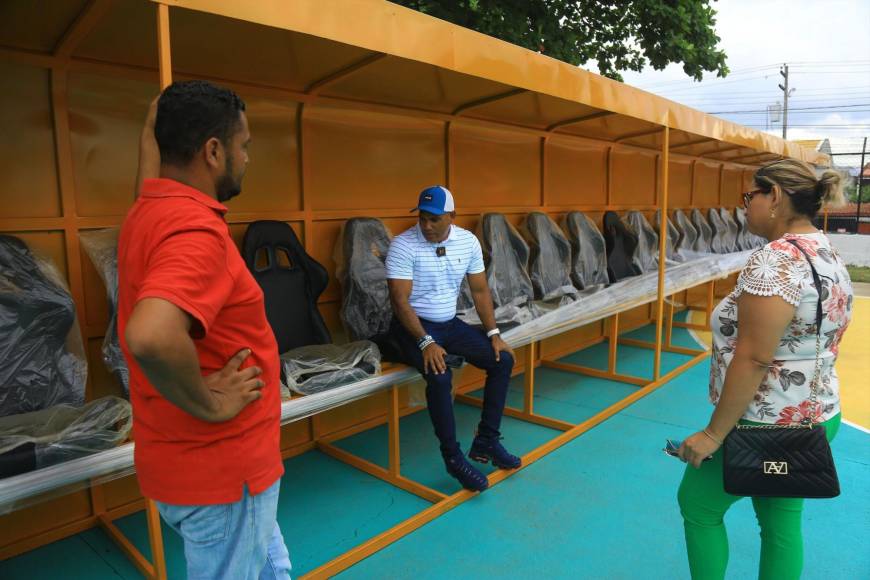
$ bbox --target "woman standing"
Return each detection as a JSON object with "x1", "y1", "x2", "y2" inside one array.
[{"x1": 677, "y1": 159, "x2": 853, "y2": 580}]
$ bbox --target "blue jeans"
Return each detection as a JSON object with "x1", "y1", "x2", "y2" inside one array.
[
  {"x1": 393, "y1": 316, "x2": 514, "y2": 458},
  {"x1": 155, "y1": 479, "x2": 291, "y2": 580}
]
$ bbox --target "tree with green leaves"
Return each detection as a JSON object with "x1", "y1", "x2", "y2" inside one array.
[{"x1": 391, "y1": 0, "x2": 728, "y2": 81}]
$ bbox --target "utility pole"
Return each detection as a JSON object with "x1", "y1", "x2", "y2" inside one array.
[
  {"x1": 778, "y1": 64, "x2": 790, "y2": 139},
  {"x1": 858, "y1": 136, "x2": 867, "y2": 234}
]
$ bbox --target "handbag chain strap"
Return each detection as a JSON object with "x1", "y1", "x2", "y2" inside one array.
[{"x1": 737, "y1": 238, "x2": 824, "y2": 431}]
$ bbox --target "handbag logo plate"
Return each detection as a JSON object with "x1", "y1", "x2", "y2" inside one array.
[{"x1": 764, "y1": 461, "x2": 789, "y2": 475}]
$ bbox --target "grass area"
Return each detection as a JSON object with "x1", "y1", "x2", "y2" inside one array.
[{"x1": 848, "y1": 266, "x2": 870, "y2": 284}]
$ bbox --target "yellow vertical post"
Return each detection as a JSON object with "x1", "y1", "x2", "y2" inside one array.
[
  {"x1": 146, "y1": 500, "x2": 168, "y2": 580},
  {"x1": 608, "y1": 314, "x2": 619, "y2": 374},
  {"x1": 823, "y1": 208, "x2": 829, "y2": 232},
  {"x1": 157, "y1": 3, "x2": 172, "y2": 89},
  {"x1": 654, "y1": 127, "x2": 670, "y2": 380},
  {"x1": 523, "y1": 342, "x2": 536, "y2": 414},
  {"x1": 388, "y1": 385, "x2": 401, "y2": 477},
  {"x1": 148, "y1": 6, "x2": 171, "y2": 579}
]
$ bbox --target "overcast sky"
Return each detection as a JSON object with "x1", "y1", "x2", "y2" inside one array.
[{"x1": 597, "y1": 0, "x2": 870, "y2": 165}]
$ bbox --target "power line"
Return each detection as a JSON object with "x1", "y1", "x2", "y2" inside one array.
[{"x1": 707, "y1": 103, "x2": 870, "y2": 114}]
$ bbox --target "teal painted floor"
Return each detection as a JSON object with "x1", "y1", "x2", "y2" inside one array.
[{"x1": 2, "y1": 324, "x2": 868, "y2": 579}]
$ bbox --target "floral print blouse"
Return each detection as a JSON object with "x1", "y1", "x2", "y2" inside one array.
[{"x1": 709, "y1": 232, "x2": 853, "y2": 424}]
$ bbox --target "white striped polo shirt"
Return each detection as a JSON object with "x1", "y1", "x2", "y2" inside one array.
[{"x1": 385, "y1": 224, "x2": 485, "y2": 322}]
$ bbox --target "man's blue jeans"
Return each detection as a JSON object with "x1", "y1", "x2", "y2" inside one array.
[
  {"x1": 155, "y1": 479, "x2": 291, "y2": 580},
  {"x1": 394, "y1": 316, "x2": 514, "y2": 458}
]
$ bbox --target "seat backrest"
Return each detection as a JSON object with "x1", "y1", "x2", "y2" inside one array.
[
  {"x1": 706, "y1": 208, "x2": 729, "y2": 254},
  {"x1": 733, "y1": 207, "x2": 762, "y2": 250},
  {"x1": 717, "y1": 208, "x2": 740, "y2": 253},
  {"x1": 673, "y1": 209, "x2": 699, "y2": 254},
  {"x1": 479, "y1": 213, "x2": 534, "y2": 308},
  {"x1": 243, "y1": 221, "x2": 331, "y2": 353},
  {"x1": 337, "y1": 218, "x2": 394, "y2": 341},
  {"x1": 602, "y1": 211, "x2": 641, "y2": 282},
  {"x1": 0, "y1": 235, "x2": 86, "y2": 417},
  {"x1": 624, "y1": 211, "x2": 659, "y2": 273},
  {"x1": 80, "y1": 228, "x2": 129, "y2": 397},
  {"x1": 690, "y1": 209, "x2": 713, "y2": 252},
  {"x1": 522, "y1": 212, "x2": 576, "y2": 300},
  {"x1": 654, "y1": 209, "x2": 682, "y2": 260},
  {"x1": 563, "y1": 212, "x2": 609, "y2": 289}
]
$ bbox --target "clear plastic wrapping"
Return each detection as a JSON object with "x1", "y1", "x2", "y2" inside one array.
[
  {"x1": 734, "y1": 207, "x2": 766, "y2": 250},
  {"x1": 80, "y1": 228, "x2": 129, "y2": 397},
  {"x1": 654, "y1": 209, "x2": 684, "y2": 262},
  {"x1": 705, "y1": 208, "x2": 730, "y2": 254},
  {"x1": 717, "y1": 208, "x2": 740, "y2": 253},
  {"x1": 478, "y1": 213, "x2": 535, "y2": 310},
  {"x1": 690, "y1": 209, "x2": 714, "y2": 253},
  {"x1": 335, "y1": 218, "x2": 395, "y2": 341},
  {"x1": 673, "y1": 210, "x2": 699, "y2": 255},
  {"x1": 602, "y1": 211, "x2": 641, "y2": 282},
  {"x1": 563, "y1": 211, "x2": 609, "y2": 290},
  {"x1": 280, "y1": 340, "x2": 381, "y2": 396},
  {"x1": 0, "y1": 235, "x2": 87, "y2": 417},
  {"x1": 624, "y1": 211, "x2": 660, "y2": 273},
  {"x1": 0, "y1": 396, "x2": 131, "y2": 479},
  {"x1": 502, "y1": 249, "x2": 755, "y2": 349},
  {"x1": 458, "y1": 214, "x2": 535, "y2": 327},
  {"x1": 520, "y1": 212, "x2": 577, "y2": 301}
]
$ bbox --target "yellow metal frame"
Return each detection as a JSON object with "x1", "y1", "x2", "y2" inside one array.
[{"x1": 0, "y1": 1, "x2": 787, "y2": 576}]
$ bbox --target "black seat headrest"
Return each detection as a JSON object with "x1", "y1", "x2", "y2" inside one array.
[
  {"x1": 623, "y1": 211, "x2": 659, "y2": 273},
  {"x1": 523, "y1": 212, "x2": 576, "y2": 301},
  {"x1": 479, "y1": 213, "x2": 534, "y2": 308},
  {"x1": 654, "y1": 209, "x2": 682, "y2": 261},
  {"x1": 563, "y1": 212, "x2": 609, "y2": 289},
  {"x1": 243, "y1": 220, "x2": 331, "y2": 353},
  {"x1": 602, "y1": 211, "x2": 642, "y2": 283},
  {"x1": 338, "y1": 218, "x2": 394, "y2": 342},
  {"x1": 690, "y1": 209, "x2": 713, "y2": 253},
  {"x1": 0, "y1": 235, "x2": 85, "y2": 417},
  {"x1": 673, "y1": 210, "x2": 699, "y2": 254}
]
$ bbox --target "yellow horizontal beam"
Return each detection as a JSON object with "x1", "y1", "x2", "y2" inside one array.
[{"x1": 539, "y1": 360, "x2": 648, "y2": 386}]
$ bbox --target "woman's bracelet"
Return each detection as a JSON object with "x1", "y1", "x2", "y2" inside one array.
[{"x1": 702, "y1": 428, "x2": 724, "y2": 446}]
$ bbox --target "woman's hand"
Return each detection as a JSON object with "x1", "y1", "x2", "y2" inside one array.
[{"x1": 679, "y1": 431, "x2": 721, "y2": 468}]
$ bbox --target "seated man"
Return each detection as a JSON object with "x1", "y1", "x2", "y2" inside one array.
[{"x1": 386, "y1": 186, "x2": 521, "y2": 492}]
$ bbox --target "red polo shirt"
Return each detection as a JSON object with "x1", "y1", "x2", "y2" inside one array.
[{"x1": 118, "y1": 178, "x2": 283, "y2": 505}]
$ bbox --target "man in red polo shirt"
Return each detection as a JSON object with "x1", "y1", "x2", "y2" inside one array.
[{"x1": 119, "y1": 81, "x2": 290, "y2": 579}]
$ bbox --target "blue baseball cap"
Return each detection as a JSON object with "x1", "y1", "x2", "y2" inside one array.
[{"x1": 411, "y1": 185, "x2": 455, "y2": 215}]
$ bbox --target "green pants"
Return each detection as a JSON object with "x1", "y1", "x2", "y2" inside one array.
[{"x1": 677, "y1": 413, "x2": 841, "y2": 580}]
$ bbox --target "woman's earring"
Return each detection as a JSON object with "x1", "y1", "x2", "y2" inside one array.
[{"x1": 769, "y1": 210, "x2": 776, "y2": 219}]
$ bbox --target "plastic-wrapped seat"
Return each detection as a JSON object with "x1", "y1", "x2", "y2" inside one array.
[
  {"x1": 337, "y1": 218, "x2": 393, "y2": 340},
  {"x1": 335, "y1": 218, "x2": 406, "y2": 363},
  {"x1": 0, "y1": 396, "x2": 131, "y2": 479},
  {"x1": 564, "y1": 212, "x2": 610, "y2": 290},
  {"x1": 602, "y1": 211, "x2": 642, "y2": 282},
  {"x1": 0, "y1": 235, "x2": 86, "y2": 417},
  {"x1": 623, "y1": 211, "x2": 659, "y2": 273},
  {"x1": 520, "y1": 212, "x2": 577, "y2": 301},
  {"x1": 458, "y1": 213, "x2": 535, "y2": 327},
  {"x1": 673, "y1": 210, "x2": 699, "y2": 256},
  {"x1": 690, "y1": 209, "x2": 714, "y2": 253},
  {"x1": 243, "y1": 221, "x2": 380, "y2": 396},
  {"x1": 734, "y1": 207, "x2": 765, "y2": 249},
  {"x1": 654, "y1": 209, "x2": 684, "y2": 261},
  {"x1": 80, "y1": 229, "x2": 129, "y2": 397},
  {"x1": 706, "y1": 208, "x2": 730, "y2": 254},
  {"x1": 716, "y1": 208, "x2": 740, "y2": 253}
]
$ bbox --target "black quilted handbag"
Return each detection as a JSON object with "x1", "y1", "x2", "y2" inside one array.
[{"x1": 722, "y1": 240, "x2": 840, "y2": 498}]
